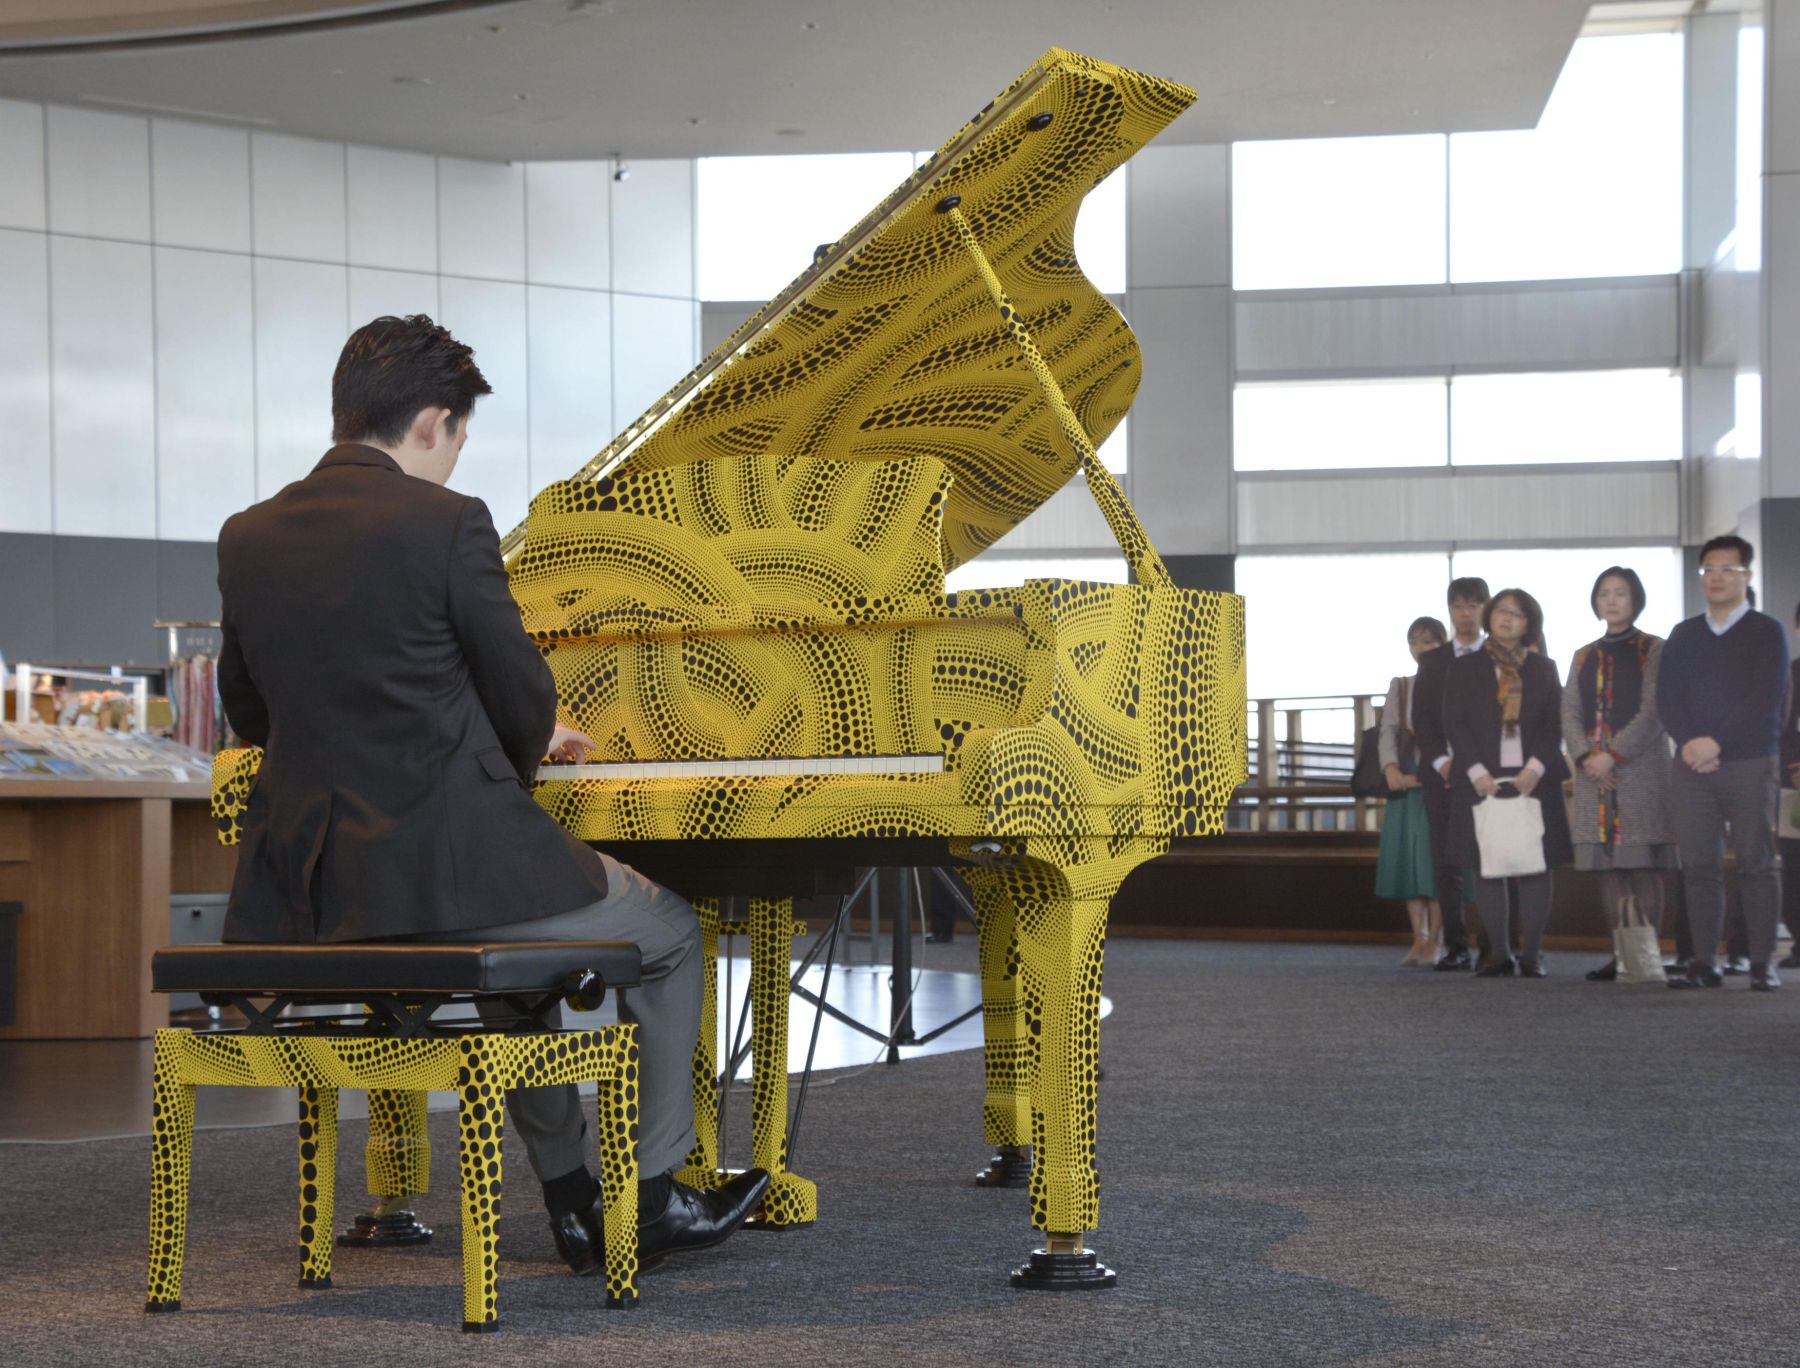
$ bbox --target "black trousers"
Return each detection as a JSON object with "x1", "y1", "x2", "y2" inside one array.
[{"x1": 1421, "y1": 764, "x2": 1471, "y2": 955}]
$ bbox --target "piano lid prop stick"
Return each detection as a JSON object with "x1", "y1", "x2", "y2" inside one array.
[{"x1": 942, "y1": 202, "x2": 1171, "y2": 591}]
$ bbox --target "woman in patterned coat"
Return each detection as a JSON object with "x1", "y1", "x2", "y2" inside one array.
[{"x1": 1561, "y1": 566, "x2": 1678, "y2": 982}]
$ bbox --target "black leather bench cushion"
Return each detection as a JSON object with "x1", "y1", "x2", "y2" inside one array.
[{"x1": 151, "y1": 941, "x2": 643, "y2": 995}]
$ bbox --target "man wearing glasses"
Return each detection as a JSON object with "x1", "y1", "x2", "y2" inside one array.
[{"x1": 1658, "y1": 535, "x2": 1791, "y2": 990}]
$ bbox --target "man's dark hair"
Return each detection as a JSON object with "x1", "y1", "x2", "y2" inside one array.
[
  {"x1": 1447, "y1": 576, "x2": 1490, "y2": 608},
  {"x1": 1407, "y1": 615, "x2": 1447, "y2": 646},
  {"x1": 1697, "y1": 534, "x2": 1754, "y2": 571},
  {"x1": 331, "y1": 315, "x2": 492, "y2": 446},
  {"x1": 1590, "y1": 566, "x2": 1646, "y2": 622},
  {"x1": 1482, "y1": 588, "x2": 1545, "y2": 651}
]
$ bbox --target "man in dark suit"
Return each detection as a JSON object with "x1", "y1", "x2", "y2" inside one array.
[
  {"x1": 1778, "y1": 599, "x2": 1800, "y2": 969},
  {"x1": 1412, "y1": 576, "x2": 1490, "y2": 970},
  {"x1": 217, "y1": 314, "x2": 767, "y2": 1277}
]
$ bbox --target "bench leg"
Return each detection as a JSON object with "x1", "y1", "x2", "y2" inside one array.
[
  {"x1": 593, "y1": 1028, "x2": 642, "y2": 1308},
  {"x1": 457, "y1": 1040, "x2": 505, "y2": 1332},
  {"x1": 298, "y1": 1086, "x2": 339, "y2": 1288},
  {"x1": 146, "y1": 1031, "x2": 195, "y2": 1313}
]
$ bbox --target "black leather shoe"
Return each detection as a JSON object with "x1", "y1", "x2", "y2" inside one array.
[
  {"x1": 1778, "y1": 950, "x2": 1800, "y2": 970},
  {"x1": 924, "y1": 931, "x2": 954, "y2": 944},
  {"x1": 1433, "y1": 948, "x2": 1473, "y2": 972},
  {"x1": 1722, "y1": 955, "x2": 1751, "y2": 975},
  {"x1": 1752, "y1": 963, "x2": 1782, "y2": 992},
  {"x1": 1667, "y1": 962, "x2": 1724, "y2": 990},
  {"x1": 1518, "y1": 956, "x2": 1547, "y2": 979},
  {"x1": 549, "y1": 1201, "x2": 604, "y2": 1278},
  {"x1": 639, "y1": 1169, "x2": 772, "y2": 1263},
  {"x1": 1473, "y1": 955, "x2": 1516, "y2": 978},
  {"x1": 1585, "y1": 957, "x2": 1617, "y2": 981}
]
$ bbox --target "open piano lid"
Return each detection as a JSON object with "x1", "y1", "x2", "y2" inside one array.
[{"x1": 500, "y1": 49, "x2": 1195, "y2": 574}]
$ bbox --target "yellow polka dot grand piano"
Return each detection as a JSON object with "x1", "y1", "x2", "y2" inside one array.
[{"x1": 214, "y1": 47, "x2": 1246, "y2": 1290}]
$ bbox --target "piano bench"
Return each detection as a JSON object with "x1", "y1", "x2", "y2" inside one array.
[{"x1": 144, "y1": 941, "x2": 646, "y2": 1333}]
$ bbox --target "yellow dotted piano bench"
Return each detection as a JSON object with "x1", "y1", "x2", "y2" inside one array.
[{"x1": 145, "y1": 941, "x2": 644, "y2": 1333}]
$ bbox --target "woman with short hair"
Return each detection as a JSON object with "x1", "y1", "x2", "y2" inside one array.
[
  {"x1": 1444, "y1": 588, "x2": 1574, "y2": 977},
  {"x1": 1376, "y1": 615, "x2": 1449, "y2": 965},
  {"x1": 1562, "y1": 566, "x2": 1678, "y2": 982}
]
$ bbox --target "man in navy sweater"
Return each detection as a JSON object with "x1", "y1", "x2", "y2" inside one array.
[{"x1": 1660, "y1": 535, "x2": 1791, "y2": 990}]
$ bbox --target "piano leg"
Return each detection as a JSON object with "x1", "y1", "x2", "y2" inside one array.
[
  {"x1": 968, "y1": 872, "x2": 1034, "y2": 1188},
  {"x1": 340, "y1": 1089, "x2": 433, "y2": 1247},
  {"x1": 743, "y1": 896, "x2": 818, "y2": 1227},
  {"x1": 676, "y1": 897, "x2": 725, "y2": 1191}
]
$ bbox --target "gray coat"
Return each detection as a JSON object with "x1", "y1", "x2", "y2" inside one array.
[{"x1": 1560, "y1": 633, "x2": 1676, "y2": 853}]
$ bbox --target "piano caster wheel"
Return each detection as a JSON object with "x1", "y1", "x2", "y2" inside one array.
[
  {"x1": 1010, "y1": 1239, "x2": 1117, "y2": 1292},
  {"x1": 974, "y1": 1146, "x2": 1033, "y2": 1188},
  {"x1": 339, "y1": 1197, "x2": 433, "y2": 1248}
]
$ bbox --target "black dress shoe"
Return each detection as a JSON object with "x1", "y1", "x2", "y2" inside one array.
[
  {"x1": 1721, "y1": 956, "x2": 1751, "y2": 975},
  {"x1": 639, "y1": 1168, "x2": 772, "y2": 1263},
  {"x1": 1585, "y1": 957, "x2": 1618, "y2": 981},
  {"x1": 1752, "y1": 964, "x2": 1782, "y2": 992},
  {"x1": 1433, "y1": 948, "x2": 1473, "y2": 972},
  {"x1": 1518, "y1": 956, "x2": 1547, "y2": 979},
  {"x1": 924, "y1": 931, "x2": 954, "y2": 944},
  {"x1": 1473, "y1": 955, "x2": 1516, "y2": 978},
  {"x1": 1667, "y1": 962, "x2": 1724, "y2": 990},
  {"x1": 549, "y1": 1201, "x2": 605, "y2": 1277}
]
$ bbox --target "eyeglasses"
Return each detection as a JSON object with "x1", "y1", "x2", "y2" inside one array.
[
  {"x1": 1490, "y1": 606, "x2": 1526, "y2": 620},
  {"x1": 1697, "y1": 564, "x2": 1749, "y2": 577}
]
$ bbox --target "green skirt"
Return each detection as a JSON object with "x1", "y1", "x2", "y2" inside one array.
[{"x1": 1375, "y1": 787, "x2": 1437, "y2": 901}]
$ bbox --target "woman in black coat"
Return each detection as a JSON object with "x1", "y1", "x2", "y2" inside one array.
[{"x1": 1443, "y1": 588, "x2": 1573, "y2": 977}]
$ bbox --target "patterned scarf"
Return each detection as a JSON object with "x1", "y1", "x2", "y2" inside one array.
[{"x1": 1486, "y1": 638, "x2": 1528, "y2": 740}]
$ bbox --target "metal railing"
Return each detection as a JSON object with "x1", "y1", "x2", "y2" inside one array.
[{"x1": 1231, "y1": 694, "x2": 1381, "y2": 833}]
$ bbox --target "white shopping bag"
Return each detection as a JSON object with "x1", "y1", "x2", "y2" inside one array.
[{"x1": 1472, "y1": 793, "x2": 1546, "y2": 878}]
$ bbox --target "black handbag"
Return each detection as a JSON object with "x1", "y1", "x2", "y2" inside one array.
[{"x1": 1352, "y1": 681, "x2": 1417, "y2": 799}]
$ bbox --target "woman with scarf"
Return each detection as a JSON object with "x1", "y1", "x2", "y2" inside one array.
[
  {"x1": 1444, "y1": 588, "x2": 1573, "y2": 977},
  {"x1": 1561, "y1": 566, "x2": 1677, "y2": 982}
]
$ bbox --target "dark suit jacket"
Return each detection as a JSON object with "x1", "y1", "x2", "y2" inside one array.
[
  {"x1": 1783, "y1": 659, "x2": 1800, "y2": 776},
  {"x1": 216, "y1": 444, "x2": 607, "y2": 943},
  {"x1": 1411, "y1": 641, "x2": 1455, "y2": 769},
  {"x1": 1442, "y1": 648, "x2": 1573, "y2": 873}
]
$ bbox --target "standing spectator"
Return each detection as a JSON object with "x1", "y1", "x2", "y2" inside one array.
[
  {"x1": 1779, "y1": 600, "x2": 1800, "y2": 969},
  {"x1": 1659, "y1": 536, "x2": 1791, "y2": 991},
  {"x1": 1444, "y1": 589, "x2": 1573, "y2": 977},
  {"x1": 1377, "y1": 616, "x2": 1448, "y2": 965},
  {"x1": 1561, "y1": 567, "x2": 1678, "y2": 982},
  {"x1": 1413, "y1": 578, "x2": 1490, "y2": 970}
]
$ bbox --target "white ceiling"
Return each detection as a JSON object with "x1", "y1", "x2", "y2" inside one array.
[{"x1": 0, "y1": 0, "x2": 1597, "y2": 161}]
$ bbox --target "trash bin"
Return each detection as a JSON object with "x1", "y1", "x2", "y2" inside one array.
[{"x1": 0, "y1": 901, "x2": 19, "y2": 1028}]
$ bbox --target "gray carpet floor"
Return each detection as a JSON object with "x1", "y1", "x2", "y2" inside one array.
[{"x1": 2, "y1": 937, "x2": 1798, "y2": 1366}]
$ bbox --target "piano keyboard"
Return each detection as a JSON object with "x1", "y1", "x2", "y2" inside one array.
[{"x1": 536, "y1": 754, "x2": 947, "y2": 782}]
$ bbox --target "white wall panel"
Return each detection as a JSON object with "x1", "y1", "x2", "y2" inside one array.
[
  {"x1": 1236, "y1": 466, "x2": 1679, "y2": 549},
  {"x1": 0, "y1": 99, "x2": 46, "y2": 232},
  {"x1": 347, "y1": 146, "x2": 437, "y2": 272},
  {"x1": 46, "y1": 106, "x2": 149, "y2": 241},
  {"x1": 0, "y1": 229, "x2": 51, "y2": 533},
  {"x1": 611, "y1": 293, "x2": 696, "y2": 424},
  {"x1": 349, "y1": 266, "x2": 438, "y2": 326},
  {"x1": 1766, "y1": 173, "x2": 1800, "y2": 497},
  {"x1": 155, "y1": 248, "x2": 255, "y2": 540},
  {"x1": 439, "y1": 276, "x2": 529, "y2": 533},
  {"x1": 1233, "y1": 278, "x2": 1680, "y2": 376},
  {"x1": 984, "y1": 479, "x2": 1117, "y2": 553},
  {"x1": 254, "y1": 256, "x2": 347, "y2": 497},
  {"x1": 1127, "y1": 285, "x2": 1233, "y2": 554},
  {"x1": 50, "y1": 236, "x2": 155, "y2": 537},
  {"x1": 438, "y1": 157, "x2": 525, "y2": 281},
  {"x1": 151, "y1": 119, "x2": 250, "y2": 252},
  {"x1": 610, "y1": 159, "x2": 693, "y2": 298},
  {"x1": 526, "y1": 161, "x2": 610, "y2": 290},
  {"x1": 526, "y1": 285, "x2": 611, "y2": 492},
  {"x1": 251, "y1": 133, "x2": 345, "y2": 263},
  {"x1": 1128, "y1": 144, "x2": 1229, "y2": 289}
]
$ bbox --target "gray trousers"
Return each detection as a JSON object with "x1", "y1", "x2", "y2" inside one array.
[
  {"x1": 1475, "y1": 872, "x2": 1552, "y2": 961},
  {"x1": 438, "y1": 851, "x2": 702, "y2": 1184},
  {"x1": 1672, "y1": 756, "x2": 1783, "y2": 968}
]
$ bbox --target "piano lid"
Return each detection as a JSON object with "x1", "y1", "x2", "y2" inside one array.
[{"x1": 500, "y1": 50, "x2": 1195, "y2": 573}]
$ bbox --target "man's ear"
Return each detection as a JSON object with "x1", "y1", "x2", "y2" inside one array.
[{"x1": 412, "y1": 406, "x2": 451, "y2": 449}]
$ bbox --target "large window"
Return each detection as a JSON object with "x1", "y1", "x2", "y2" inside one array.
[
  {"x1": 1234, "y1": 379, "x2": 1448, "y2": 471},
  {"x1": 1449, "y1": 369, "x2": 1681, "y2": 466},
  {"x1": 945, "y1": 554, "x2": 1128, "y2": 595},
  {"x1": 1232, "y1": 34, "x2": 1684, "y2": 290}
]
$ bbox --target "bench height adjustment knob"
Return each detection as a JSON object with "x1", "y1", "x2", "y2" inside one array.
[{"x1": 562, "y1": 969, "x2": 606, "y2": 1013}]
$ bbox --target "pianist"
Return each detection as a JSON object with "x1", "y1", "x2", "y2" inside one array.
[{"x1": 214, "y1": 314, "x2": 770, "y2": 1276}]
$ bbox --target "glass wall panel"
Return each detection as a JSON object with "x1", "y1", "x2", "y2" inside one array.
[
  {"x1": 1448, "y1": 545, "x2": 1685, "y2": 670},
  {"x1": 1234, "y1": 378, "x2": 1448, "y2": 471},
  {"x1": 1449, "y1": 34, "x2": 1684, "y2": 282},
  {"x1": 1231, "y1": 134, "x2": 1448, "y2": 290},
  {"x1": 1235, "y1": 552, "x2": 1451, "y2": 699},
  {"x1": 697, "y1": 152, "x2": 915, "y2": 301},
  {"x1": 945, "y1": 554, "x2": 1129, "y2": 595},
  {"x1": 1449, "y1": 369, "x2": 1681, "y2": 466},
  {"x1": 1738, "y1": 25, "x2": 1764, "y2": 272}
]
